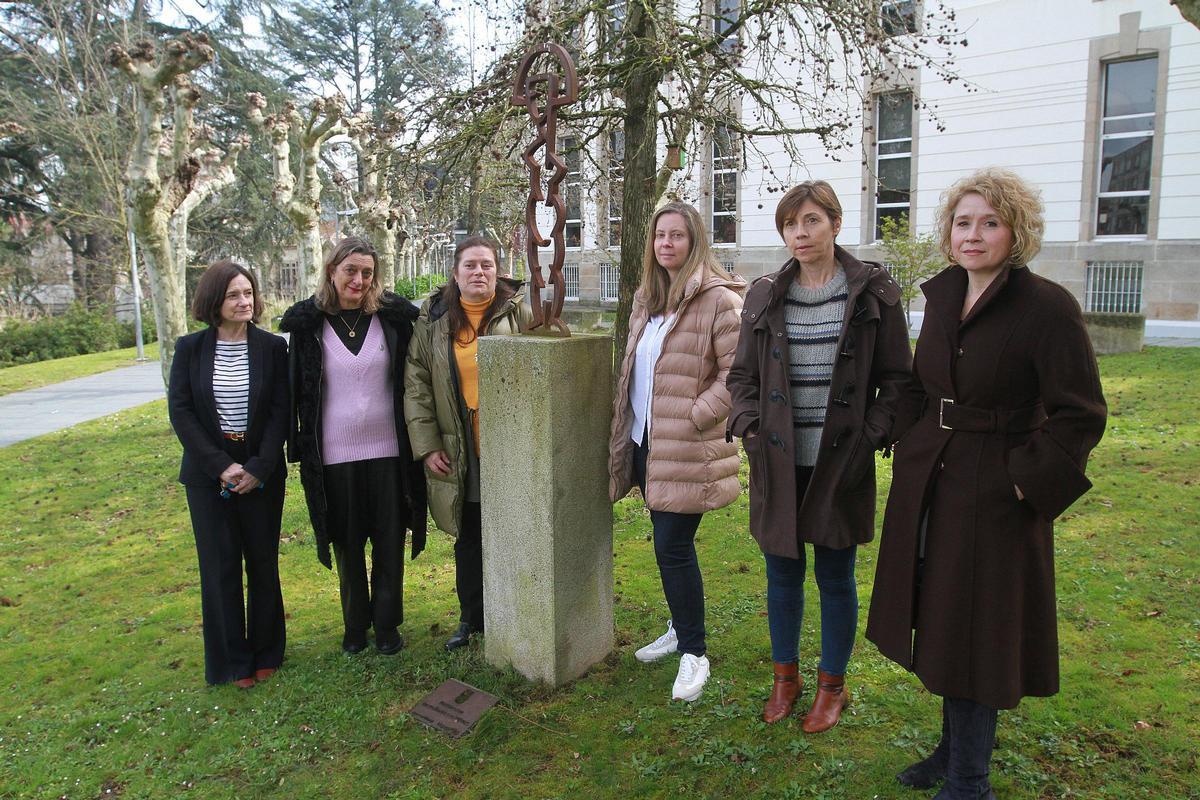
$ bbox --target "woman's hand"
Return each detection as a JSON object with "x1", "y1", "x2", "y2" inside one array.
[
  {"x1": 424, "y1": 450, "x2": 452, "y2": 477},
  {"x1": 233, "y1": 471, "x2": 262, "y2": 494},
  {"x1": 220, "y1": 463, "x2": 245, "y2": 487}
]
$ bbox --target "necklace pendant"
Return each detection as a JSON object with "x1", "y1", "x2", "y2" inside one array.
[{"x1": 348, "y1": 330, "x2": 356, "y2": 338}]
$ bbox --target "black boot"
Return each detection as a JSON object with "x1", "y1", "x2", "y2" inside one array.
[
  {"x1": 897, "y1": 701, "x2": 949, "y2": 789},
  {"x1": 376, "y1": 628, "x2": 405, "y2": 656},
  {"x1": 445, "y1": 621, "x2": 478, "y2": 651},
  {"x1": 933, "y1": 697, "x2": 998, "y2": 799}
]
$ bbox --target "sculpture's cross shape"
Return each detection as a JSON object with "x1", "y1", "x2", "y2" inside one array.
[{"x1": 510, "y1": 43, "x2": 579, "y2": 336}]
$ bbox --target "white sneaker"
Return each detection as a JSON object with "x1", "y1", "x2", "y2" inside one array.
[
  {"x1": 634, "y1": 621, "x2": 678, "y2": 663},
  {"x1": 671, "y1": 653, "x2": 710, "y2": 702}
]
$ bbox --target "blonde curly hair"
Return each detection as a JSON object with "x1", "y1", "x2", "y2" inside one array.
[{"x1": 936, "y1": 168, "x2": 1045, "y2": 267}]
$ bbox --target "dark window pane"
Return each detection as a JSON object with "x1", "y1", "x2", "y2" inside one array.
[
  {"x1": 566, "y1": 184, "x2": 581, "y2": 218},
  {"x1": 1104, "y1": 58, "x2": 1157, "y2": 118},
  {"x1": 714, "y1": 173, "x2": 737, "y2": 213},
  {"x1": 1096, "y1": 195, "x2": 1149, "y2": 236},
  {"x1": 608, "y1": 219, "x2": 622, "y2": 247},
  {"x1": 878, "y1": 92, "x2": 912, "y2": 140},
  {"x1": 882, "y1": 0, "x2": 917, "y2": 36},
  {"x1": 713, "y1": 214, "x2": 736, "y2": 244},
  {"x1": 1103, "y1": 116, "x2": 1154, "y2": 135},
  {"x1": 875, "y1": 207, "x2": 909, "y2": 240},
  {"x1": 1099, "y1": 136, "x2": 1152, "y2": 193},
  {"x1": 609, "y1": 130, "x2": 625, "y2": 163},
  {"x1": 713, "y1": 125, "x2": 736, "y2": 162},
  {"x1": 565, "y1": 222, "x2": 582, "y2": 248},
  {"x1": 877, "y1": 157, "x2": 911, "y2": 204},
  {"x1": 716, "y1": 0, "x2": 739, "y2": 50},
  {"x1": 879, "y1": 140, "x2": 910, "y2": 156},
  {"x1": 562, "y1": 138, "x2": 579, "y2": 175}
]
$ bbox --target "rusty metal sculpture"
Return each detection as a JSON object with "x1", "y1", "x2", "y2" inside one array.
[{"x1": 511, "y1": 43, "x2": 578, "y2": 336}]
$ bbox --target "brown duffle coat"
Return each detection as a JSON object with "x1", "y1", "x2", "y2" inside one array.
[
  {"x1": 865, "y1": 264, "x2": 1107, "y2": 710},
  {"x1": 726, "y1": 245, "x2": 912, "y2": 556}
]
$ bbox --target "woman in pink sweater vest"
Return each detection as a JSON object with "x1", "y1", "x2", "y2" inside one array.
[{"x1": 280, "y1": 237, "x2": 427, "y2": 656}]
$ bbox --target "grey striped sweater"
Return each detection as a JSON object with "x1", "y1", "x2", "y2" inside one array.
[{"x1": 785, "y1": 268, "x2": 847, "y2": 466}]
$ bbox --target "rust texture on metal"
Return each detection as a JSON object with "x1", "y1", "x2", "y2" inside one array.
[{"x1": 511, "y1": 42, "x2": 578, "y2": 336}]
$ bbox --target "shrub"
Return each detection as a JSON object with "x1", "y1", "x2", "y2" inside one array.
[
  {"x1": 0, "y1": 304, "x2": 155, "y2": 368},
  {"x1": 395, "y1": 273, "x2": 443, "y2": 301}
]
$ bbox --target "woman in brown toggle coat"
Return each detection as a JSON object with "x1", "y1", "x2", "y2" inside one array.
[
  {"x1": 866, "y1": 168, "x2": 1107, "y2": 799},
  {"x1": 726, "y1": 181, "x2": 912, "y2": 732}
]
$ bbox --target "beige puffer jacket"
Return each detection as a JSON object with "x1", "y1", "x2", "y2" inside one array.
[{"x1": 608, "y1": 269, "x2": 746, "y2": 513}]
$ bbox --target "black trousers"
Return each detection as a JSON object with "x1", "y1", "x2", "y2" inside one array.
[
  {"x1": 325, "y1": 458, "x2": 406, "y2": 639},
  {"x1": 632, "y1": 435, "x2": 706, "y2": 657},
  {"x1": 455, "y1": 501, "x2": 484, "y2": 631},
  {"x1": 185, "y1": 450, "x2": 286, "y2": 685}
]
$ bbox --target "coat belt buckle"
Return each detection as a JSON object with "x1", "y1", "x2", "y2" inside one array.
[{"x1": 938, "y1": 398, "x2": 955, "y2": 430}]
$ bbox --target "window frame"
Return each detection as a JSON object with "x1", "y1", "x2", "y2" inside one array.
[
  {"x1": 607, "y1": 130, "x2": 624, "y2": 248},
  {"x1": 881, "y1": 0, "x2": 918, "y2": 37},
  {"x1": 1094, "y1": 56, "x2": 1158, "y2": 239},
  {"x1": 873, "y1": 90, "x2": 914, "y2": 242},
  {"x1": 711, "y1": 124, "x2": 739, "y2": 247},
  {"x1": 559, "y1": 135, "x2": 584, "y2": 250}
]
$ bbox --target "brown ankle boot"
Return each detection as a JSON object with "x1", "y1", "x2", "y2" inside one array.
[
  {"x1": 762, "y1": 662, "x2": 802, "y2": 724},
  {"x1": 802, "y1": 670, "x2": 849, "y2": 733}
]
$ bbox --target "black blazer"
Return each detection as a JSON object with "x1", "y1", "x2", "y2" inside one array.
[{"x1": 167, "y1": 324, "x2": 290, "y2": 487}]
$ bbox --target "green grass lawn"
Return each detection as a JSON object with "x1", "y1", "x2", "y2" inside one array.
[
  {"x1": 0, "y1": 342, "x2": 161, "y2": 397},
  {"x1": 1, "y1": 348, "x2": 1197, "y2": 799}
]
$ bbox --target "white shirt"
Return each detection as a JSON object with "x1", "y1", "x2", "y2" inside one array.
[{"x1": 629, "y1": 313, "x2": 674, "y2": 446}]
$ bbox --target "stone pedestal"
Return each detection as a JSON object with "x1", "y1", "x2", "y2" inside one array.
[{"x1": 477, "y1": 334, "x2": 614, "y2": 686}]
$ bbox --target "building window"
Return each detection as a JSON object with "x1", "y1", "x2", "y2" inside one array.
[
  {"x1": 715, "y1": 0, "x2": 739, "y2": 52},
  {"x1": 1086, "y1": 261, "x2": 1143, "y2": 313},
  {"x1": 608, "y1": 130, "x2": 624, "y2": 247},
  {"x1": 600, "y1": 262, "x2": 620, "y2": 302},
  {"x1": 602, "y1": 0, "x2": 625, "y2": 59},
  {"x1": 874, "y1": 91, "x2": 913, "y2": 240},
  {"x1": 563, "y1": 263, "x2": 580, "y2": 301},
  {"x1": 560, "y1": 136, "x2": 583, "y2": 248},
  {"x1": 711, "y1": 124, "x2": 738, "y2": 245},
  {"x1": 1096, "y1": 57, "x2": 1157, "y2": 237},
  {"x1": 279, "y1": 259, "x2": 298, "y2": 299},
  {"x1": 881, "y1": 0, "x2": 917, "y2": 36}
]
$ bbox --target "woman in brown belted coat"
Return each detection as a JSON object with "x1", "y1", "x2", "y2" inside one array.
[{"x1": 866, "y1": 168, "x2": 1107, "y2": 799}]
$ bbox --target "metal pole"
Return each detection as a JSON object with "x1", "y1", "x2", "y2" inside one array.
[{"x1": 127, "y1": 225, "x2": 146, "y2": 362}]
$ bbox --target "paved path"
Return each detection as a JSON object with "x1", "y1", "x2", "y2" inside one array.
[
  {"x1": 1145, "y1": 337, "x2": 1200, "y2": 347},
  {"x1": 0, "y1": 362, "x2": 164, "y2": 448}
]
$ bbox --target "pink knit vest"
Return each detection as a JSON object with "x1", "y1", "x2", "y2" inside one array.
[{"x1": 320, "y1": 315, "x2": 401, "y2": 465}]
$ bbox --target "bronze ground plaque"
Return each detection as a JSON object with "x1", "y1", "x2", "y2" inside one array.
[{"x1": 410, "y1": 679, "x2": 499, "y2": 737}]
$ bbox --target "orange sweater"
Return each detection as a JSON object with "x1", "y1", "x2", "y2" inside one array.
[{"x1": 454, "y1": 296, "x2": 491, "y2": 451}]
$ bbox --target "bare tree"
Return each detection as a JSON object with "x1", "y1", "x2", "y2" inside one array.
[
  {"x1": 107, "y1": 33, "x2": 240, "y2": 383},
  {"x1": 415, "y1": 0, "x2": 965, "y2": 361},
  {"x1": 343, "y1": 112, "x2": 408, "y2": 287},
  {"x1": 1173, "y1": 1, "x2": 1200, "y2": 28},
  {"x1": 247, "y1": 93, "x2": 344, "y2": 297}
]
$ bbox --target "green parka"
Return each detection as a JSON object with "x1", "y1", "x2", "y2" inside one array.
[{"x1": 403, "y1": 278, "x2": 532, "y2": 537}]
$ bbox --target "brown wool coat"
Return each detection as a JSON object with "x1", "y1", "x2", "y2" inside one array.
[
  {"x1": 726, "y1": 246, "x2": 913, "y2": 557},
  {"x1": 865, "y1": 264, "x2": 1107, "y2": 710},
  {"x1": 608, "y1": 269, "x2": 745, "y2": 513}
]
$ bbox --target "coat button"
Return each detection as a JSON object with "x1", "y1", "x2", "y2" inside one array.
[
  {"x1": 769, "y1": 433, "x2": 783, "y2": 447},
  {"x1": 772, "y1": 347, "x2": 781, "y2": 360}
]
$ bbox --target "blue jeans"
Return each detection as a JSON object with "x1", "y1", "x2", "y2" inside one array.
[
  {"x1": 633, "y1": 436, "x2": 706, "y2": 657},
  {"x1": 763, "y1": 467, "x2": 858, "y2": 673}
]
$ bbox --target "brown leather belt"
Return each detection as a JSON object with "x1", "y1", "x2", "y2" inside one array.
[
  {"x1": 222, "y1": 431, "x2": 246, "y2": 441},
  {"x1": 937, "y1": 398, "x2": 1046, "y2": 434}
]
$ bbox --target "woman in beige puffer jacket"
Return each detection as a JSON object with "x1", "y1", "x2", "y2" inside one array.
[{"x1": 608, "y1": 201, "x2": 744, "y2": 703}]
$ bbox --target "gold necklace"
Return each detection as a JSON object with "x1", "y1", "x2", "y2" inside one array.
[{"x1": 338, "y1": 309, "x2": 365, "y2": 338}]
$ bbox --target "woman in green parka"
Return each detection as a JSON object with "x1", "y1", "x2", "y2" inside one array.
[{"x1": 403, "y1": 235, "x2": 532, "y2": 651}]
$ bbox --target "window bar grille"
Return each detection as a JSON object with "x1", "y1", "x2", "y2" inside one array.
[{"x1": 1085, "y1": 261, "x2": 1143, "y2": 313}]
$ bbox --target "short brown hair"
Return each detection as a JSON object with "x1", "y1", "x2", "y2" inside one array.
[
  {"x1": 316, "y1": 236, "x2": 383, "y2": 313},
  {"x1": 191, "y1": 259, "x2": 263, "y2": 327},
  {"x1": 936, "y1": 168, "x2": 1045, "y2": 267},
  {"x1": 774, "y1": 181, "x2": 843, "y2": 238}
]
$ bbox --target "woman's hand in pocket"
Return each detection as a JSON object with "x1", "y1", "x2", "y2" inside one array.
[{"x1": 425, "y1": 450, "x2": 452, "y2": 477}]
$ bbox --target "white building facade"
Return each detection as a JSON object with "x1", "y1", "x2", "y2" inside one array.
[{"x1": 556, "y1": 0, "x2": 1200, "y2": 331}]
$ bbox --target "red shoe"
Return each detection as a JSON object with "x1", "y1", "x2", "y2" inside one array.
[
  {"x1": 232, "y1": 677, "x2": 256, "y2": 689},
  {"x1": 254, "y1": 668, "x2": 276, "y2": 682}
]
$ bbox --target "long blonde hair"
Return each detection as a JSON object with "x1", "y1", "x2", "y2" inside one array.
[{"x1": 639, "y1": 202, "x2": 728, "y2": 316}]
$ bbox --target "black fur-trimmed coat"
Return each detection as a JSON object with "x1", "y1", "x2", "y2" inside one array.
[{"x1": 279, "y1": 292, "x2": 428, "y2": 568}]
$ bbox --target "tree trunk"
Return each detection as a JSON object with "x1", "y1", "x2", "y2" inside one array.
[{"x1": 613, "y1": 1, "x2": 664, "y2": 377}]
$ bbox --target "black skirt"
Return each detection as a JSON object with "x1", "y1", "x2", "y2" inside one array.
[{"x1": 322, "y1": 457, "x2": 408, "y2": 545}]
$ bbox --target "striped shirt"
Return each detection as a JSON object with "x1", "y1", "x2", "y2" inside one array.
[
  {"x1": 213, "y1": 340, "x2": 250, "y2": 433},
  {"x1": 785, "y1": 267, "x2": 847, "y2": 466}
]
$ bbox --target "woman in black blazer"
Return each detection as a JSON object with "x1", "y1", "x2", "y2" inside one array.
[{"x1": 168, "y1": 259, "x2": 289, "y2": 688}]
